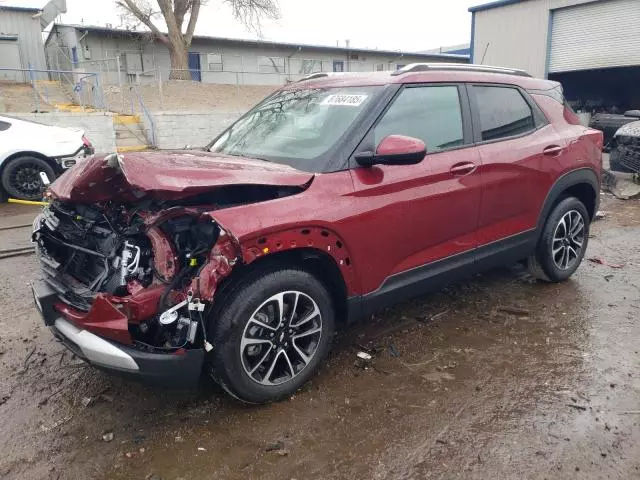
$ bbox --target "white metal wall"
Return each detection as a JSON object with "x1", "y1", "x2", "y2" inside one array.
[
  {"x1": 472, "y1": 0, "x2": 604, "y2": 78},
  {"x1": 549, "y1": 0, "x2": 640, "y2": 73},
  {"x1": 0, "y1": 9, "x2": 47, "y2": 71}
]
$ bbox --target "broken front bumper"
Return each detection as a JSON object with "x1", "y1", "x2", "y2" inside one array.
[{"x1": 32, "y1": 279, "x2": 204, "y2": 388}]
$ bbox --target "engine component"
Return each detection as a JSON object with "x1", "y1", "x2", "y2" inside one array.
[
  {"x1": 119, "y1": 241, "x2": 141, "y2": 285},
  {"x1": 159, "y1": 298, "x2": 188, "y2": 325}
]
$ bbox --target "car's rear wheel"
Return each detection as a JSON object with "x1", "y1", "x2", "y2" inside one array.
[
  {"x1": 528, "y1": 196, "x2": 590, "y2": 282},
  {"x1": 209, "y1": 268, "x2": 335, "y2": 404},
  {"x1": 1, "y1": 156, "x2": 56, "y2": 200}
]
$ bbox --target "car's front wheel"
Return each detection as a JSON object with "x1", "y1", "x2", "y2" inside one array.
[
  {"x1": 209, "y1": 267, "x2": 335, "y2": 404},
  {"x1": 528, "y1": 196, "x2": 590, "y2": 282},
  {"x1": 1, "y1": 155, "x2": 56, "y2": 200}
]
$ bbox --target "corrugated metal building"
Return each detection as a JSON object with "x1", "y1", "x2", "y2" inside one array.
[
  {"x1": 45, "y1": 24, "x2": 469, "y2": 86},
  {"x1": 469, "y1": 0, "x2": 640, "y2": 111},
  {"x1": 0, "y1": 5, "x2": 48, "y2": 81}
]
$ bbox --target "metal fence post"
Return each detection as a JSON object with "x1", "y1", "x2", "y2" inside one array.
[
  {"x1": 28, "y1": 63, "x2": 41, "y2": 112},
  {"x1": 158, "y1": 71, "x2": 164, "y2": 110},
  {"x1": 116, "y1": 55, "x2": 122, "y2": 89}
]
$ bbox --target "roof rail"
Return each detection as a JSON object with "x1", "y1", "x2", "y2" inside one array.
[
  {"x1": 391, "y1": 63, "x2": 532, "y2": 77},
  {"x1": 297, "y1": 72, "x2": 330, "y2": 82}
]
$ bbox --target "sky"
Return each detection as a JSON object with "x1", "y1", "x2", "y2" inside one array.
[{"x1": 2, "y1": 0, "x2": 476, "y2": 52}]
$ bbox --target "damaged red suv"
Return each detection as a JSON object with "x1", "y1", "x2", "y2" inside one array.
[{"x1": 32, "y1": 64, "x2": 602, "y2": 403}]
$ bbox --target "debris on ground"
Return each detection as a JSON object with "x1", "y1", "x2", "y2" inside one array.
[
  {"x1": 102, "y1": 431, "x2": 114, "y2": 442},
  {"x1": 595, "y1": 211, "x2": 607, "y2": 220},
  {"x1": 497, "y1": 305, "x2": 530, "y2": 316},
  {"x1": 197, "y1": 447, "x2": 206, "y2": 452},
  {"x1": 355, "y1": 351, "x2": 373, "y2": 369},
  {"x1": 81, "y1": 397, "x2": 92, "y2": 408},
  {"x1": 265, "y1": 441, "x2": 285, "y2": 452},
  {"x1": 388, "y1": 344, "x2": 401, "y2": 357},
  {"x1": 588, "y1": 257, "x2": 624, "y2": 268},
  {"x1": 174, "y1": 436, "x2": 184, "y2": 443},
  {"x1": 567, "y1": 404, "x2": 588, "y2": 411}
]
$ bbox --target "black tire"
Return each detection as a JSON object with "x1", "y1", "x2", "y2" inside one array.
[
  {"x1": 528, "y1": 196, "x2": 590, "y2": 282},
  {"x1": 209, "y1": 268, "x2": 335, "y2": 404},
  {"x1": 1, "y1": 155, "x2": 56, "y2": 201}
]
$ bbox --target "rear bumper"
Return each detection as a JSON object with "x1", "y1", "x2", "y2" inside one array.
[{"x1": 33, "y1": 279, "x2": 204, "y2": 388}]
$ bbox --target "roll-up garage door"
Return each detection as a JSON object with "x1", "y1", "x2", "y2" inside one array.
[{"x1": 549, "y1": 0, "x2": 640, "y2": 73}]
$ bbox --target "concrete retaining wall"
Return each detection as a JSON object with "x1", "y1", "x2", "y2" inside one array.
[
  {"x1": 9, "y1": 112, "x2": 117, "y2": 154},
  {"x1": 146, "y1": 111, "x2": 241, "y2": 150}
]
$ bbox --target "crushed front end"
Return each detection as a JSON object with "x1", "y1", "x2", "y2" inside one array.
[
  {"x1": 610, "y1": 120, "x2": 640, "y2": 174},
  {"x1": 31, "y1": 199, "x2": 237, "y2": 388}
]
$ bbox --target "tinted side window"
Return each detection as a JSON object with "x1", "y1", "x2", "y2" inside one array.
[
  {"x1": 0, "y1": 121, "x2": 10, "y2": 132},
  {"x1": 473, "y1": 86, "x2": 535, "y2": 141},
  {"x1": 374, "y1": 86, "x2": 464, "y2": 152}
]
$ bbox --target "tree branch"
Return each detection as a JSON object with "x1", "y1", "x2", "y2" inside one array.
[
  {"x1": 225, "y1": 0, "x2": 280, "y2": 36},
  {"x1": 184, "y1": 0, "x2": 201, "y2": 46},
  {"x1": 116, "y1": 0, "x2": 170, "y2": 45}
]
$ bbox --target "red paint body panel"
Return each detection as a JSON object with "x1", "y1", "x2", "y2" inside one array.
[{"x1": 49, "y1": 151, "x2": 314, "y2": 203}]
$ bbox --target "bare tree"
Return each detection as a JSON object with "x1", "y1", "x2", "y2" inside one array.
[{"x1": 117, "y1": 0, "x2": 279, "y2": 80}]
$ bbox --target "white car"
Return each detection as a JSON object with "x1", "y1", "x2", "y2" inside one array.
[{"x1": 0, "y1": 115, "x2": 94, "y2": 200}]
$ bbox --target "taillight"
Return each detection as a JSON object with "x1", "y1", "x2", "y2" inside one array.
[{"x1": 82, "y1": 135, "x2": 93, "y2": 148}]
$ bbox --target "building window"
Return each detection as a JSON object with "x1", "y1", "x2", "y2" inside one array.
[
  {"x1": 333, "y1": 60, "x2": 344, "y2": 72},
  {"x1": 472, "y1": 86, "x2": 535, "y2": 141},
  {"x1": 374, "y1": 86, "x2": 464, "y2": 152},
  {"x1": 207, "y1": 53, "x2": 223, "y2": 72},
  {"x1": 375, "y1": 63, "x2": 385, "y2": 72},
  {"x1": 258, "y1": 56, "x2": 285, "y2": 73}
]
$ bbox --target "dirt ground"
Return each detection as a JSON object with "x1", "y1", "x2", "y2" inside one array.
[{"x1": 0, "y1": 194, "x2": 638, "y2": 480}]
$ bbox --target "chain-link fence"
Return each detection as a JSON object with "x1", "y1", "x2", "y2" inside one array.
[{"x1": 0, "y1": 65, "x2": 106, "y2": 112}]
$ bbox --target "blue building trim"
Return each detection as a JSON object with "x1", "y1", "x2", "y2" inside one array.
[
  {"x1": 470, "y1": 12, "x2": 476, "y2": 63},
  {"x1": 469, "y1": 0, "x2": 523, "y2": 13},
  {"x1": 545, "y1": 10, "x2": 554, "y2": 78}
]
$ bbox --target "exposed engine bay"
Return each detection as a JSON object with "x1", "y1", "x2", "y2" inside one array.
[{"x1": 33, "y1": 181, "x2": 303, "y2": 352}]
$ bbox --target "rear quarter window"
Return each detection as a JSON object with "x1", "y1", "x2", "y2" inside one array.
[
  {"x1": 0, "y1": 121, "x2": 11, "y2": 131},
  {"x1": 473, "y1": 86, "x2": 536, "y2": 141}
]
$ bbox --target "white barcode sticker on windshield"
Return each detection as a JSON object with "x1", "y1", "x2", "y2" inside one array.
[{"x1": 322, "y1": 94, "x2": 368, "y2": 107}]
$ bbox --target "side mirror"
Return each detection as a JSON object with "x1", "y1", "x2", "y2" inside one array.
[{"x1": 355, "y1": 135, "x2": 426, "y2": 167}]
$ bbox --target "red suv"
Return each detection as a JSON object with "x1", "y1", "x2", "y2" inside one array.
[{"x1": 32, "y1": 64, "x2": 602, "y2": 403}]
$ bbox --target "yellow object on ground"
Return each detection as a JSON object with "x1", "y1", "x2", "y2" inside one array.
[{"x1": 8, "y1": 198, "x2": 48, "y2": 206}]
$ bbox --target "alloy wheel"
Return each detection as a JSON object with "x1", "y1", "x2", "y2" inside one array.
[
  {"x1": 10, "y1": 163, "x2": 43, "y2": 198},
  {"x1": 552, "y1": 210, "x2": 585, "y2": 270},
  {"x1": 240, "y1": 291, "x2": 322, "y2": 386}
]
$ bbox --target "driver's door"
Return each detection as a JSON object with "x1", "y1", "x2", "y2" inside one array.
[{"x1": 348, "y1": 84, "x2": 482, "y2": 298}]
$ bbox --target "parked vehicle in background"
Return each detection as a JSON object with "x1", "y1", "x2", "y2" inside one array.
[
  {"x1": 589, "y1": 110, "x2": 640, "y2": 150},
  {"x1": 609, "y1": 120, "x2": 640, "y2": 174},
  {"x1": 0, "y1": 115, "x2": 94, "y2": 200},
  {"x1": 32, "y1": 64, "x2": 602, "y2": 404}
]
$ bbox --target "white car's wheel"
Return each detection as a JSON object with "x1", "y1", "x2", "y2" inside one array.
[{"x1": 1, "y1": 156, "x2": 56, "y2": 200}]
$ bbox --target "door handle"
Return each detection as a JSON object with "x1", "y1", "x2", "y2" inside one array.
[
  {"x1": 450, "y1": 162, "x2": 477, "y2": 176},
  {"x1": 543, "y1": 145, "x2": 563, "y2": 156}
]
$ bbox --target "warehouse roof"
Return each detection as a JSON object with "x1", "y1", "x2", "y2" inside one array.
[
  {"x1": 0, "y1": 5, "x2": 41, "y2": 13},
  {"x1": 469, "y1": 0, "x2": 524, "y2": 13},
  {"x1": 49, "y1": 23, "x2": 470, "y2": 61}
]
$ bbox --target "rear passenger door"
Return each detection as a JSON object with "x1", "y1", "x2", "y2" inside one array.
[{"x1": 469, "y1": 84, "x2": 561, "y2": 247}]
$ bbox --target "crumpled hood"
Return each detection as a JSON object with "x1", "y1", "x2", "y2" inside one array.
[{"x1": 49, "y1": 150, "x2": 315, "y2": 203}]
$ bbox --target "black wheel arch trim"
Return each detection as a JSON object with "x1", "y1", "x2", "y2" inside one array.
[{"x1": 535, "y1": 167, "x2": 600, "y2": 230}]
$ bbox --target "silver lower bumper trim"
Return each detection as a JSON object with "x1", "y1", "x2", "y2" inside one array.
[{"x1": 54, "y1": 318, "x2": 139, "y2": 371}]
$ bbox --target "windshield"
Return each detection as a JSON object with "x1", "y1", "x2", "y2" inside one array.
[{"x1": 209, "y1": 86, "x2": 381, "y2": 172}]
